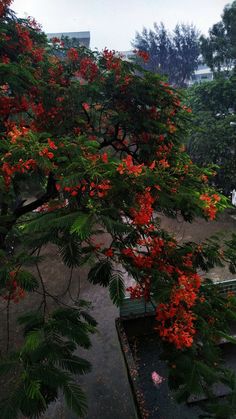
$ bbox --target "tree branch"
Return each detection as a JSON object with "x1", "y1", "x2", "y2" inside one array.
[{"x1": 13, "y1": 172, "x2": 58, "y2": 218}]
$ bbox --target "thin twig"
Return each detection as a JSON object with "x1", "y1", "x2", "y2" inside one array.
[
  {"x1": 35, "y1": 248, "x2": 47, "y2": 318},
  {"x1": 55, "y1": 267, "x2": 74, "y2": 298},
  {"x1": 6, "y1": 297, "x2": 10, "y2": 352}
]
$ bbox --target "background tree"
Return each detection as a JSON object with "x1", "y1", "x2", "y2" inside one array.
[
  {"x1": 186, "y1": 75, "x2": 236, "y2": 194},
  {"x1": 1, "y1": 1, "x2": 236, "y2": 418},
  {"x1": 133, "y1": 22, "x2": 200, "y2": 87},
  {"x1": 200, "y1": 0, "x2": 236, "y2": 73}
]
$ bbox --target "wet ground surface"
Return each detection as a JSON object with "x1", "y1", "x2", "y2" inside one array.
[
  {"x1": 39, "y1": 280, "x2": 137, "y2": 418},
  {"x1": 64, "y1": 280, "x2": 136, "y2": 419},
  {"x1": 1, "y1": 211, "x2": 236, "y2": 418},
  {"x1": 129, "y1": 334, "x2": 236, "y2": 419},
  {"x1": 129, "y1": 334, "x2": 202, "y2": 419},
  {"x1": 0, "y1": 246, "x2": 136, "y2": 419},
  {"x1": 159, "y1": 210, "x2": 236, "y2": 282}
]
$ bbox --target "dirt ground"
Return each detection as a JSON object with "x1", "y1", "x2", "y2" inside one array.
[{"x1": 1, "y1": 209, "x2": 236, "y2": 418}]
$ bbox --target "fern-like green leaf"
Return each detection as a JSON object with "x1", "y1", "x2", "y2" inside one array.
[
  {"x1": 25, "y1": 380, "x2": 44, "y2": 401},
  {"x1": 22, "y1": 330, "x2": 44, "y2": 353},
  {"x1": 109, "y1": 274, "x2": 125, "y2": 306},
  {"x1": 88, "y1": 259, "x2": 112, "y2": 287},
  {"x1": 16, "y1": 270, "x2": 39, "y2": 291},
  {"x1": 17, "y1": 311, "x2": 44, "y2": 335},
  {"x1": 59, "y1": 356, "x2": 91, "y2": 375},
  {"x1": 63, "y1": 382, "x2": 87, "y2": 417},
  {"x1": 100, "y1": 216, "x2": 132, "y2": 235},
  {"x1": 70, "y1": 213, "x2": 92, "y2": 240},
  {"x1": 217, "y1": 331, "x2": 236, "y2": 344},
  {"x1": 80, "y1": 310, "x2": 97, "y2": 327},
  {"x1": 58, "y1": 233, "x2": 82, "y2": 267}
]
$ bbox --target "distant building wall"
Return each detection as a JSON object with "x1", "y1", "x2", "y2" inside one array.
[
  {"x1": 119, "y1": 50, "x2": 135, "y2": 61},
  {"x1": 47, "y1": 31, "x2": 90, "y2": 48},
  {"x1": 188, "y1": 64, "x2": 214, "y2": 86}
]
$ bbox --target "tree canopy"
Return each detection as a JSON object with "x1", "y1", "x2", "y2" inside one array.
[
  {"x1": 133, "y1": 22, "x2": 200, "y2": 87},
  {"x1": 187, "y1": 73, "x2": 236, "y2": 194},
  {"x1": 191, "y1": 1, "x2": 236, "y2": 195},
  {"x1": 200, "y1": 0, "x2": 236, "y2": 73},
  {"x1": 1, "y1": 1, "x2": 236, "y2": 418}
]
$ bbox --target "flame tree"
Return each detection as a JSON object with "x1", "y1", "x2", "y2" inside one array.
[{"x1": 1, "y1": 1, "x2": 236, "y2": 417}]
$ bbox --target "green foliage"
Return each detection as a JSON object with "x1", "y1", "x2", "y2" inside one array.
[
  {"x1": 16, "y1": 271, "x2": 39, "y2": 291},
  {"x1": 109, "y1": 274, "x2": 125, "y2": 306},
  {"x1": 88, "y1": 261, "x2": 125, "y2": 306},
  {"x1": 186, "y1": 76, "x2": 236, "y2": 194},
  {"x1": 59, "y1": 356, "x2": 91, "y2": 375},
  {"x1": 225, "y1": 234, "x2": 236, "y2": 273},
  {"x1": 88, "y1": 259, "x2": 112, "y2": 287},
  {"x1": 70, "y1": 213, "x2": 93, "y2": 240},
  {"x1": 200, "y1": 1, "x2": 236, "y2": 73},
  {"x1": 57, "y1": 231, "x2": 82, "y2": 268},
  {"x1": 0, "y1": 306, "x2": 96, "y2": 418},
  {"x1": 63, "y1": 382, "x2": 87, "y2": 417},
  {"x1": 100, "y1": 214, "x2": 133, "y2": 236},
  {"x1": 187, "y1": 76, "x2": 236, "y2": 114}
]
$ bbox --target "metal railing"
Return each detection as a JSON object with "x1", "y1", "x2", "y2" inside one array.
[{"x1": 120, "y1": 279, "x2": 236, "y2": 317}]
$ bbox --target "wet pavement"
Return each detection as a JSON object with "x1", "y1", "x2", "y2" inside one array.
[
  {"x1": 40, "y1": 273, "x2": 136, "y2": 419},
  {"x1": 70, "y1": 280, "x2": 137, "y2": 419}
]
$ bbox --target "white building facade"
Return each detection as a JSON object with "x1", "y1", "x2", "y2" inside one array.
[{"x1": 47, "y1": 32, "x2": 90, "y2": 48}]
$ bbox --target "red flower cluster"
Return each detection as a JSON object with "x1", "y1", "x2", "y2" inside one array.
[
  {"x1": 172, "y1": 272, "x2": 201, "y2": 307},
  {"x1": 104, "y1": 248, "x2": 114, "y2": 257},
  {"x1": 26, "y1": 16, "x2": 42, "y2": 32},
  {"x1": 122, "y1": 247, "x2": 153, "y2": 269},
  {"x1": 51, "y1": 37, "x2": 61, "y2": 44},
  {"x1": 0, "y1": 0, "x2": 12, "y2": 17},
  {"x1": 63, "y1": 181, "x2": 87, "y2": 197},
  {"x1": 156, "y1": 142, "x2": 173, "y2": 160},
  {"x1": 131, "y1": 188, "x2": 155, "y2": 225},
  {"x1": 16, "y1": 23, "x2": 33, "y2": 52},
  {"x1": 1, "y1": 159, "x2": 37, "y2": 187},
  {"x1": 47, "y1": 138, "x2": 58, "y2": 150},
  {"x1": 127, "y1": 278, "x2": 150, "y2": 301},
  {"x1": 90, "y1": 180, "x2": 111, "y2": 198},
  {"x1": 32, "y1": 47, "x2": 44, "y2": 63},
  {"x1": 200, "y1": 193, "x2": 221, "y2": 220},
  {"x1": 117, "y1": 155, "x2": 144, "y2": 176},
  {"x1": 182, "y1": 105, "x2": 192, "y2": 113},
  {"x1": 103, "y1": 48, "x2": 121, "y2": 72},
  {"x1": 1, "y1": 55, "x2": 10, "y2": 63},
  {"x1": 136, "y1": 50, "x2": 149, "y2": 62},
  {"x1": 2, "y1": 271, "x2": 25, "y2": 304},
  {"x1": 67, "y1": 48, "x2": 79, "y2": 62},
  {"x1": 39, "y1": 148, "x2": 54, "y2": 159},
  {"x1": 7, "y1": 124, "x2": 29, "y2": 143},
  {"x1": 158, "y1": 159, "x2": 170, "y2": 168},
  {"x1": 156, "y1": 271, "x2": 201, "y2": 349},
  {"x1": 38, "y1": 138, "x2": 57, "y2": 159},
  {"x1": 76, "y1": 57, "x2": 99, "y2": 82},
  {"x1": 156, "y1": 304, "x2": 196, "y2": 349}
]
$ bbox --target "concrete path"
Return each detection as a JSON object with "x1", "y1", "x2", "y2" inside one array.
[
  {"x1": 70, "y1": 281, "x2": 136, "y2": 419},
  {"x1": 40, "y1": 273, "x2": 136, "y2": 419}
]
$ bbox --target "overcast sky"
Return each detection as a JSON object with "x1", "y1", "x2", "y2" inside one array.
[{"x1": 13, "y1": 0, "x2": 230, "y2": 51}]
